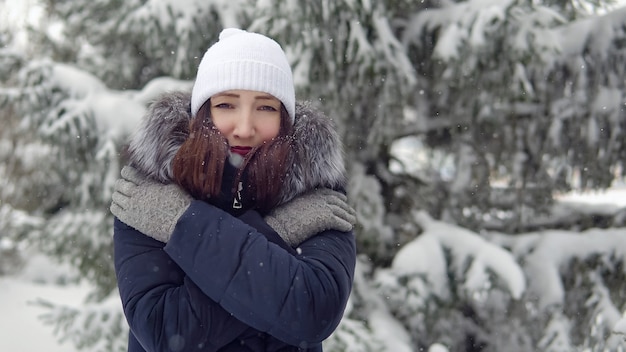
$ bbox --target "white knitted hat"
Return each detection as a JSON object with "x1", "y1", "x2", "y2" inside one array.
[{"x1": 190, "y1": 28, "x2": 295, "y2": 122}]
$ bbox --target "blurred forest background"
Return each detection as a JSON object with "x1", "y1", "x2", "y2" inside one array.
[{"x1": 2, "y1": 0, "x2": 626, "y2": 351}]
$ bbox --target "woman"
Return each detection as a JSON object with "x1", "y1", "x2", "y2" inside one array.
[{"x1": 111, "y1": 28, "x2": 357, "y2": 351}]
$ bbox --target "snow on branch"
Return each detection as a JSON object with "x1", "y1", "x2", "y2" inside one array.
[
  {"x1": 0, "y1": 204, "x2": 44, "y2": 230},
  {"x1": 392, "y1": 210, "x2": 526, "y2": 300},
  {"x1": 554, "y1": 6, "x2": 626, "y2": 58},
  {"x1": 33, "y1": 292, "x2": 127, "y2": 352},
  {"x1": 38, "y1": 62, "x2": 192, "y2": 142},
  {"x1": 523, "y1": 227, "x2": 626, "y2": 310},
  {"x1": 614, "y1": 314, "x2": 626, "y2": 339},
  {"x1": 404, "y1": 0, "x2": 562, "y2": 61}
]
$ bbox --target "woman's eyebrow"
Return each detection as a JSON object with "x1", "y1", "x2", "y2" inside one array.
[
  {"x1": 255, "y1": 95, "x2": 275, "y2": 100},
  {"x1": 212, "y1": 92, "x2": 239, "y2": 98}
]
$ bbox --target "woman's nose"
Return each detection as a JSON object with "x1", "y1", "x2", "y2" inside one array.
[{"x1": 233, "y1": 110, "x2": 254, "y2": 139}]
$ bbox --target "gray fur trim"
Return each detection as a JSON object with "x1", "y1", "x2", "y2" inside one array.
[
  {"x1": 278, "y1": 101, "x2": 346, "y2": 204},
  {"x1": 126, "y1": 91, "x2": 346, "y2": 205},
  {"x1": 127, "y1": 91, "x2": 191, "y2": 183}
]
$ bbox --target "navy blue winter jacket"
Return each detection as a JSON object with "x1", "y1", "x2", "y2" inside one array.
[{"x1": 114, "y1": 200, "x2": 356, "y2": 351}]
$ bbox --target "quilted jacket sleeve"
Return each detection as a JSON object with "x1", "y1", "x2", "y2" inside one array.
[
  {"x1": 114, "y1": 218, "x2": 250, "y2": 352},
  {"x1": 163, "y1": 200, "x2": 357, "y2": 348}
]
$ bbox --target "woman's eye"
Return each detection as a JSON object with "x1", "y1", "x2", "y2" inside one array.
[
  {"x1": 214, "y1": 103, "x2": 232, "y2": 109},
  {"x1": 259, "y1": 105, "x2": 278, "y2": 111}
]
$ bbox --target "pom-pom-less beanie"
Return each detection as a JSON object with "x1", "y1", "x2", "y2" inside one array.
[{"x1": 191, "y1": 28, "x2": 295, "y2": 122}]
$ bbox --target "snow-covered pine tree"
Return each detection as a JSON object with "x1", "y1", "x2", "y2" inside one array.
[
  {"x1": 42, "y1": 0, "x2": 252, "y2": 88},
  {"x1": 0, "y1": 54, "x2": 128, "y2": 350},
  {"x1": 403, "y1": 0, "x2": 626, "y2": 231},
  {"x1": 392, "y1": 1, "x2": 626, "y2": 350}
]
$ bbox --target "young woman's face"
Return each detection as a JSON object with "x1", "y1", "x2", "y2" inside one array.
[{"x1": 210, "y1": 90, "x2": 282, "y2": 156}]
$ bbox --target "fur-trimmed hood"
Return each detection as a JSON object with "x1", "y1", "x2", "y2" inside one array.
[{"x1": 126, "y1": 91, "x2": 346, "y2": 205}]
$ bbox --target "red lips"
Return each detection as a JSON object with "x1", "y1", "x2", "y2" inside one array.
[{"x1": 230, "y1": 146, "x2": 252, "y2": 156}]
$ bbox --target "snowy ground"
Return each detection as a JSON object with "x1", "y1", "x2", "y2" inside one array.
[
  {"x1": 0, "y1": 253, "x2": 89, "y2": 352},
  {"x1": 0, "y1": 279, "x2": 87, "y2": 352},
  {"x1": 0, "y1": 185, "x2": 625, "y2": 351}
]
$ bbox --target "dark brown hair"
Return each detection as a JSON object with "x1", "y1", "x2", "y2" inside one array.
[{"x1": 171, "y1": 100, "x2": 293, "y2": 214}]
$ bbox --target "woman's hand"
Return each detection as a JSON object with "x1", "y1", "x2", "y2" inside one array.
[
  {"x1": 110, "y1": 166, "x2": 192, "y2": 242},
  {"x1": 264, "y1": 188, "x2": 357, "y2": 247}
]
